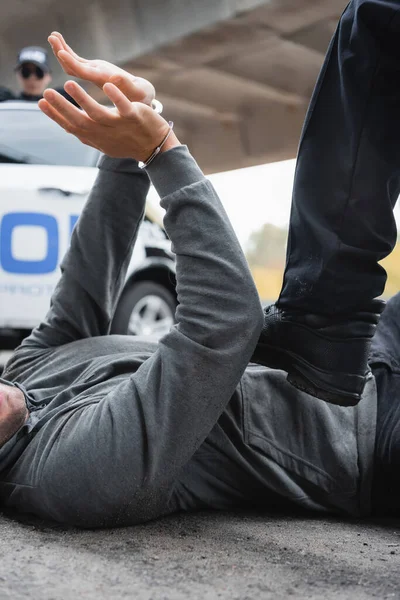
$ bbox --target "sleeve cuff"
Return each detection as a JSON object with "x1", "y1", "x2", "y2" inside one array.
[
  {"x1": 145, "y1": 145, "x2": 206, "y2": 198},
  {"x1": 97, "y1": 154, "x2": 145, "y2": 176}
]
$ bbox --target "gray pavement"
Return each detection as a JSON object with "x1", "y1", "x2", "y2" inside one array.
[{"x1": 0, "y1": 510, "x2": 399, "y2": 599}]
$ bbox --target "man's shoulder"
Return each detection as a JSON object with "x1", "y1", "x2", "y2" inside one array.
[{"x1": 0, "y1": 86, "x2": 16, "y2": 102}]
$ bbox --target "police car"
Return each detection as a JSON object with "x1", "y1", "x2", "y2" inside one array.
[{"x1": 0, "y1": 101, "x2": 177, "y2": 349}]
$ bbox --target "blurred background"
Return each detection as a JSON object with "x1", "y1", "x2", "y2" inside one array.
[
  {"x1": 1, "y1": 0, "x2": 345, "y2": 172},
  {"x1": 0, "y1": 0, "x2": 399, "y2": 357}
]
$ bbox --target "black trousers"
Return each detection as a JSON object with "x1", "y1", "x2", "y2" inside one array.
[
  {"x1": 278, "y1": 0, "x2": 400, "y2": 315},
  {"x1": 279, "y1": 0, "x2": 400, "y2": 513}
]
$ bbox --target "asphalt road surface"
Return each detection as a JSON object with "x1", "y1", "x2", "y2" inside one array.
[{"x1": 0, "y1": 509, "x2": 399, "y2": 599}]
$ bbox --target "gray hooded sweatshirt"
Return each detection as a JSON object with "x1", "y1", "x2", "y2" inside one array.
[{"x1": 0, "y1": 147, "x2": 376, "y2": 528}]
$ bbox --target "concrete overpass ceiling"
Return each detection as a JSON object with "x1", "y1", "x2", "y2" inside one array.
[
  {"x1": 118, "y1": 0, "x2": 348, "y2": 172},
  {"x1": 0, "y1": 0, "x2": 348, "y2": 173},
  {"x1": 245, "y1": 0, "x2": 346, "y2": 32},
  {"x1": 0, "y1": 0, "x2": 55, "y2": 24},
  {"x1": 208, "y1": 37, "x2": 324, "y2": 99}
]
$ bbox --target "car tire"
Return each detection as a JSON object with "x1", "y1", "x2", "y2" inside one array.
[{"x1": 112, "y1": 281, "x2": 176, "y2": 339}]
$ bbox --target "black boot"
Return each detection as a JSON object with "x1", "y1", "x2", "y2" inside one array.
[{"x1": 251, "y1": 299, "x2": 385, "y2": 407}]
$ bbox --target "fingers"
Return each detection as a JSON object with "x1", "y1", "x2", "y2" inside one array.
[
  {"x1": 58, "y1": 50, "x2": 103, "y2": 85},
  {"x1": 42, "y1": 88, "x2": 90, "y2": 130},
  {"x1": 55, "y1": 50, "x2": 83, "y2": 78},
  {"x1": 48, "y1": 32, "x2": 87, "y2": 77},
  {"x1": 109, "y1": 74, "x2": 154, "y2": 105},
  {"x1": 48, "y1": 35, "x2": 63, "y2": 57},
  {"x1": 39, "y1": 98, "x2": 102, "y2": 151},
  {"x1": 50, "y1": 32, "x2": 85, "y2": 63},
  {"x1": 103, "y1": 83, "x2": 135, "y2": 118},
  {"x1": 38, "y1": 99, "x2": 75, "y2": 132},
  {"x1": 64, "y1": 81, "x2": 115, "y2": 124},
  {"x1": 48, "y1": 34, "x2": 75, "y2": 76},
  {"x1": 48, "y1": 40, "x2": 78, "y2": 77}
]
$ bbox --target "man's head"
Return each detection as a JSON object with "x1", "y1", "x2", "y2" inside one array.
[
  {"x1": 15, "y1": 46, "x2": 52, "y2": 97},
  {"x1": 0, "y1": 379, "x2": 29, "y2": 448}
]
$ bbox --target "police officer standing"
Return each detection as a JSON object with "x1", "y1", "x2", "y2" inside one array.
[
  {"x1": 14, "y1": 46, "x2": 53, "y2": 101},
  {"x1": 0, "y1": 46, "x2": 78, "y2": 105}
]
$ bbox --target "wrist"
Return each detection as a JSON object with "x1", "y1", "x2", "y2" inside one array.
[
  {"x1": 159, "y1": 131, "x2": 180, "y2": 154},
  {"x1": 145, "y1": 145, "x2": 206, "y2": 199},
  {"x1": 138, "y1": 123, "x2": 180, "y2": 169}
]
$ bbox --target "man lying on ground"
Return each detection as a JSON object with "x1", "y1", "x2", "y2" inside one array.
[{"x1": 1, "y1": 0, "x2": 399, "y2": 526}]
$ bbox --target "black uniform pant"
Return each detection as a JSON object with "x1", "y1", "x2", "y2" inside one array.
[
  {"x1": 279, "y1": 0, "x2": 400, "y2": 513},
  {"x1": 278, "y1": 0, "x2": 400, "y2": 315}
]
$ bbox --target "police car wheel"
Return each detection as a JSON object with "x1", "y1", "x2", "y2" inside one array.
[{"x1": 112, "y1": 281, "x2": 176, "y2": 339}]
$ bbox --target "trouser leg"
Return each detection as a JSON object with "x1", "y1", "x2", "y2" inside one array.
[{"x1": 278, "y1": 0, "x2": 400, "y2": 315}]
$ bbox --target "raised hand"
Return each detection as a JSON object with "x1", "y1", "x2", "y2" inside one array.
[
  {"x1": 48, "y1": 32, "x2": 155, "y2": 105},
  {"x1": 38, "y1": 80, "x2": 178, "y2": 162}
]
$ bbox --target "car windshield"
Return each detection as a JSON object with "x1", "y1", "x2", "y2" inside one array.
[{"x1": 0, "y1": 106, "x2": 99, "y2": 166}]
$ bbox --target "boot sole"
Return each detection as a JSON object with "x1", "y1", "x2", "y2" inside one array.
[{"x1": 252, "y1": 342, "x2": 366, "y2": 407}]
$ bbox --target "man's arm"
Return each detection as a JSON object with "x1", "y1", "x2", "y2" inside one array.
[
  {"x1": 28, "y1": 146, "x2": 264, "y2": 527},
  {"x1": 3, "y1": 73, "x2": 178, "y2": 377},
  {"x1": 20, "y1": 155, "x2": 150, "y2": 348}
]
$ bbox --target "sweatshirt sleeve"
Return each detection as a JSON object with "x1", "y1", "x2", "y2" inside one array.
[
  {"x1": 18, "y1": 156, "x2": 150, "y2": 349},
  {"x1": 146, "y1": 145, "x2": 263, "y2": 353},
  {"x1": 32, "y1": 146, "x2": 264, "y2": 527}
]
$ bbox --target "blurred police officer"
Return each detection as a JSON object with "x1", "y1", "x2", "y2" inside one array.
[
  {"x1": 15, "y1": 46, "x2": 53, "y2": 101},
  {"x1": 0, "y1": 46, "x2": 78, "y2": 105}
]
